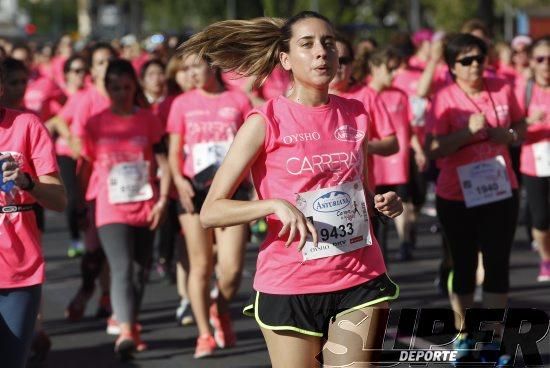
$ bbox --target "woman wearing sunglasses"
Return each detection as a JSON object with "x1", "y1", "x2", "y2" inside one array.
[
  {"x1": 426, "y1": 34, "x2": 526, "y2": 365},
  {"x1": 45, "y1": 55, "x2": 89, "y2": 258},
  {"x1": 517, "y1": 36, "x2": 550, "y2": 282}
]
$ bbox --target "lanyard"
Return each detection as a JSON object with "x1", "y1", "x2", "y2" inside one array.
[{"x1": 458, "y1": 79, "x2": 501, "y2": 127}]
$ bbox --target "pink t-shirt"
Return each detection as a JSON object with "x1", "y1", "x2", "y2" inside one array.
[
  {"x1": 516, "y1": 78, "x2": 550, "y2": 177},
  {"x1": 70, "y1": 86, "x2": 111, "y2": 138},
  {"x1": 24, "y1": 71, "x2": 65, "y2": 122},
  {"x1": 332, "y1": 84, "x2": 396, "y2": 190},
  {"x1": 426, "y1": 77, "x2": 523, "y2": 201},
  {"x1": 373, "y1": 87, "x2": 413, "y2": 186},
  {"x1": 0, "y1": 109, "x2": 58, "y2": 288},
  {"x1": 55, "y1": 88, "x2": 88, "y2": 157},
  {"x1": 260, "y1": 66, "x2": 291, "y2": 100},
  {"x1": 248, "y1": 95, "x2": 387, "y2": 294},
  {"x1": 166, "y1": 89, "x2": 251, "y2": 178},
  {"x1": 83, "y1": 109, "x2": 163, "y2": 227}
]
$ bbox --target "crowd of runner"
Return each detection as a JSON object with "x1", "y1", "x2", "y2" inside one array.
[{"x1": 0, "y1": 10, "x2": 548, "y2": 367}]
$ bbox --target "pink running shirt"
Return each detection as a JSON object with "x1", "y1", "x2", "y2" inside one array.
[
  {"x1": 249, "y1": 95, "x2": 387, "y2": 294},
  {"x1": 426, "y1": 77, "x2": 522, "y2": 201},
  {"x1": 54, "y1": 88, "x2": 88, "y2": 157},
  {"x1": 373, "y1": 87, "x2": 413, "y2": 186},
  {"x1": 515, "y1": 78, "x2": 550, "y2": 177},
  {"x1": 24, "y1": 71, "x2": 65, "y2": 122},
  {"x1": 0, "y1": 109, "x2": 59, "y2": 287},
  {"x1": 82, "y1": 109, "x2": 163, "y2": 227},
  {"x1": 166, "y1": 89, "x2": 251, "y2": 178},
  {"x1": 332, "y1": 84, "x2": 395, "y2": 190}
]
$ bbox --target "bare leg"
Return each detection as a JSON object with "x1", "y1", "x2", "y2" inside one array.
[
  {"x1": 261, "y1": 328, "x2": 322, "y2": 368},
  {"x1": 324, "y1": 302, "x2": 389, "y2": 367},
  {"x1": 179, "y1": 213, "x2": 214, "y2": 337},
  {"x1": 213, "y1": 225, "x2": 248, "y2": 314}
]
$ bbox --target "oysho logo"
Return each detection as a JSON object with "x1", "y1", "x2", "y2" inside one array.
[
  {"x1": 334, "y1": 125, "x2": 365, "y2": 142},
  {"x1": 282, "y1": 132, "x2": 321, "y2": 144},
  {"x1": 313, "y1": 191, "x2": 351, "y2": 213}
]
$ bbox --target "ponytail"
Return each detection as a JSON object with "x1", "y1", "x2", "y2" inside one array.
[{"x1": 179, "y1": 11, "x2": 333, "y2": 88}]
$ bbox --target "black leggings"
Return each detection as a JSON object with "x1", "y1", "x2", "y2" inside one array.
[
  {"x1": 98, "y1": 224, "x2": 154, "y2": 324},
  {"x1": 156, "y1": 198, "x2": 180, "y2": 265},
  {"x1": 57, "y1": 155, "x2": 84, "y2": 240},
  {"x1": 523, "y1": 174, "x2": 550, "y2": 231},
  {"x1": 436, "y1": 192, "x2": 519, "y2": 295}
]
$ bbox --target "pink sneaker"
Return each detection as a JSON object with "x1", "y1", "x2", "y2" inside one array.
[
  {"x1": 209, "y1": 303, "x2": 236, "y2": 348},
  {"x1": 537, "y1": 261, "x2": 550, "y2": 282},
  {"x1": 193, "y1": 334, "x2": 216, "y2": 359}
]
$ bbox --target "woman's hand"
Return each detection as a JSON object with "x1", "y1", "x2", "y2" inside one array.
[
  {"x1": 273, "y1": 199, "x2": 318, "y2": 251},
  {"x1": 374, "y1": 192, "x2": 403, "y2": 218},
  {"x1": 174, "y1": 176, "x2": 195, "y2": 214},
  {"x1": 0, "y1": 153, "x2": 30, "y2": 189},
  {"x1": 148, "y1": 197, "x2": 167, "y2": 230},
  {"x1": 468, "y1": 113, "x2": 486, "y2": 135},
  {"x1": 414, "y1": 149, "x2": 427, "y2": 172}
]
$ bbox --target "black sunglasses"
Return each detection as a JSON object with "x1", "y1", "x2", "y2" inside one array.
[
  {"x1": 338, "y1": 56, "x2": 353, "y2": 66},
  {"x1": 455, "y1": 55, "x2": 485, "y2": 66},
  {"x1": 535, "y1": 56, "x2": 550, "y2": 64}
]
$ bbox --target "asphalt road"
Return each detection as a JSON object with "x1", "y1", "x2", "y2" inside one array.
[{"x1": 38, "y1": 200, "x2": 550, "y2": 368}]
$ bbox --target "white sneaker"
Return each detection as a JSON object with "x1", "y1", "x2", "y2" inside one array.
[{"x1": 175, "y1": 299, "x2": 194, "y2": 326}]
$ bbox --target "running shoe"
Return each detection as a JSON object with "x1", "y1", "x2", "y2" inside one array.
[
  {"x1": 209, "y1": 303, "x2": 236, "y2": 348},
  {"x1": 175, "y1": 298, "x2": 194, "y2": 326},
  {"x1": 132, "y1": 324, "x2": 148, "y2": 352},
  {"x1": 107, "y1": 316, "x2": 121, "y2": 335},
  {"x1": 67, "y1": 240, "x2": 85, "y2": 258},
  {"x1": 65, "y1": 288, "x2": 92, "y2": 321},
  {"x1": 95, "y1": 292, "x2": 112, "y2": 318},
  {"x1": 107, "y1": 316, "x2": 142, "y2": 336},
  {"x1": 194, "y1": 334, "x2": 216, "y2": 359},
  {"x1": 537, "y1": 260, "x2": 550, "y2": 282},
  {"x1": 115, "y1": 331, "x2": 135, "y2": 361},
  {"x1": 452, "y1": 336, "x2": 479, "y2": 365}
]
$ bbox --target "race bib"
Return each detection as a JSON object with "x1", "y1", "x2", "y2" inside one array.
[
  {"x1": 192, "y1": 141, "x2": 232, "y2": 174},
  {"x1": 532, "y1": 141, "x2": 550, "y2": 177},
  {"x1": 457, "y1": 155, "x2": 512, "y2": 208},
  {"x1": 295, "y1": 180, "x2": 372, "y2": 261},
  {"x1": 108, "y1": 161, "x2": 153, "y2": 204}
]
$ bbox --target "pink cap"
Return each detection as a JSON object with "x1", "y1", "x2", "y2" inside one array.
[
  {"x1": 511, "y1": 35, "x2": 532, "y2": 50},
  {"x1": 412, "y1": 28, "x2": 434, "y2": 46}
]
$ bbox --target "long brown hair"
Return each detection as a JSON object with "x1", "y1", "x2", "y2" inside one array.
[{"x1": 178, "y1": 11, "x2": 333, "y2": 88}]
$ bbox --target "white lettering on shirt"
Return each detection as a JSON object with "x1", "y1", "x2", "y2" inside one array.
[
  {"x1": 282, "y1": 132, "x2": 321, "y2": 144},
  {"x1": 286, "y1": 151, "x2": 360, "y2": 176}
]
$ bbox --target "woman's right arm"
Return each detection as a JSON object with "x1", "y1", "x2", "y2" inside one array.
[
  {"x1": 427, "y1": 113, "x2": 487, "y2": 159},
  {"x1": 200, "y1": 114, "x2": 317, "y2": 248}
]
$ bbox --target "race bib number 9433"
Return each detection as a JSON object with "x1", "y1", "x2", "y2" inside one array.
[{"x1": 295, "y1": 180, "x2": 372, "y2": 261}]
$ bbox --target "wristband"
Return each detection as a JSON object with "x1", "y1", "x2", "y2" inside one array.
[{"x1": 20, "y1": 172, "x2": 36, "y2": 192}]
